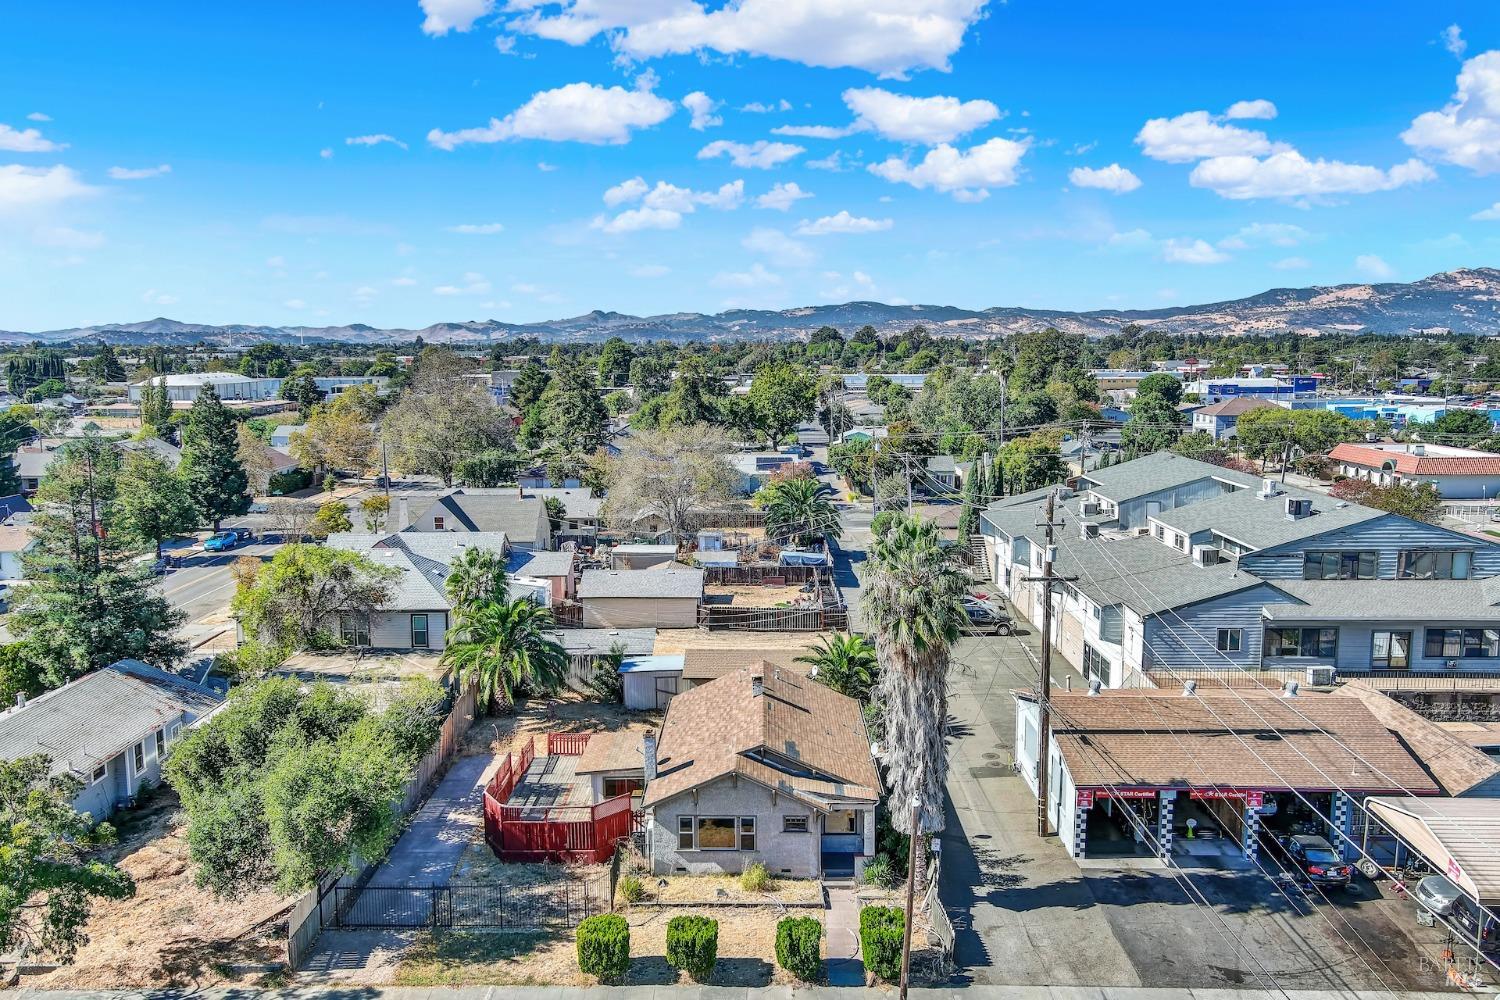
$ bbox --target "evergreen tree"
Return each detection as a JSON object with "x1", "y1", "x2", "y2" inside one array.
[
  {"x1": 956, "y1": 464, "x2": 981, "y2": 540},
  {"x1": 13, "y1": 436, "x2": 185, "y2": 687},
  {"x1": 0, "y1": 410, "x2": 25, "y2": 496},
  {"x1": 181, "y1": 385, "x2": 250, "y2": 529},
  {"x1": 509, "y1": 360, "x2": 549, "y2": 410},
  {"x1": 279, "y1": 372, "x2": 323, "y2": 417},
  {"x1": 541, "y1": 358, "x2": 608, "y2": 453},
  {"x1": 137, "y1": 379, "x2": 174, "y2": 431},
  {"x1": 117, "y1": 451, "x2": 198, "y2": 556},
  {"x1": 94, "y1": 342, "x2": 126, "y2": 382}
]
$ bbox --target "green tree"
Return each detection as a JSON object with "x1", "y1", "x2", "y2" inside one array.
[
  {"x1": 541, "y1": 358, "x2": 609, "y2": 453},
  {"x1": 758, "y1": 477, "x2": 842, "y2": 546},
  {"x1": 601, "y1": 424, "x2": 741, "y2": 538},
  {"x1": 444, "y1": 546, "x2": 510, "y2": 609},
  {"x1": 117, "y1": 450, "x2": 198, "y2": 556},
  {"x1": 748, "y1": 362, "x2": 816, "y2": 449},
  {"x1": 232, "y1": 544, "x2": 397, "y2": 652},
  {"x1": 384, "y1": 382, "x2": 511, "y2": 487},
  {"x1": 1329, "y1": 479, "x2": 1443, "y2": 523},
  {"x1": 0, "y1": 756, "x2": 135, "y2": 961},
  {"x1": 997, "y1": 435, "x2": 1067, "y2": 494},
  {"x1": 509, "y1": 360, "x2": 550, "y2": 410},
  {"x1": 137, "y1": 379, "x2": 174, "y2": 431},
  {"x1": 359, "y1": 494, "x2": 390, "y2": 532},
  {"x1": 180, "y1": 385, "x2": 250, "y2": 529},
  {"x1": 92, "y1": 342, "x2": 126, "y2": 382},
  {"x1": 0, "y1": 408, "x2": 27, "y2": 496},
  {"x1": 456, "y1": 448, "x2": 521, "y2": 488},
  {"x1": 628, "y1": 355, "x2": 672, "y2": 399},
  {"x1": 1429, "y1": 409, "x2": 1494, "y2": 439},
  {"x1": 14, "y1": 436, "x2": 186, "y2": 686},
  {"x1": 597, "y1": 337, "x2": 635, "y2": 387},
  {"x1": 310, "y1": 501, "x2": 353, "y2": 537},
  {"x1": 956, "y1": 463, "x2": 982, "y2": 540},
  {"x1": 280, "y1": 372, "x2": 324, "y2": 418},
  {"x1": 441, "y1": 598, "x2": 568, "y2": 710},
  {"x1": 864, "y1": 516, "x2": 969, "y2": 865},
  {"x1": 1120, "y1": 373, "x2": 1183, "y2": 456},
  {"x1": 796, "y1": 633, "x2": 876, "y2": 701},
  {"x1": 0, "y1": 643, "x2": 42, "y2": 712},
  {"x1": 657, "y1": 355, "x2": 723, "y2": 428}
]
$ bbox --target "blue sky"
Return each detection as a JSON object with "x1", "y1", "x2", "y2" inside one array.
[{"x1": 3, "y1": 1, "x2": 1500, "y2": 331}]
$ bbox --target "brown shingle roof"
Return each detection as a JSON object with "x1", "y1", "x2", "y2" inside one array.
[
  {"x1": 680, "y1": 646, "x2": 810, "y2": 682},
  {"x1": 1334, "y1": 684, "x2": 1500, "y2": 796},
  {"x1": 1195, "y1": 397, "x2": 1280, "y2": 418},
  {"x1": 643, "y1": 664, "x2": 879, "y2": 810},
  {"x1": 575, "y1": 730, "x2": 647, "y2": 775},
  {"x1": 1037, "y1": 689, "x2": 1439, "y2": 795}
]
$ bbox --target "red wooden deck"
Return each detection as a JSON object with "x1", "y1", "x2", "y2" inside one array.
[{"x1": 482, "y1": 733, "x2": 640, "y2": 864}]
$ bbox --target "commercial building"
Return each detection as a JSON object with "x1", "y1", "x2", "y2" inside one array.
[
  {"x1": 1185, "y1": 376, "x2": 1320, "y2": 402},
  {"x1": 1329, "y1": 441, "x2": 1500, "y2": 500},
  {"x1": 127, "y1": 372, "x2": 388, "y2": 404}
]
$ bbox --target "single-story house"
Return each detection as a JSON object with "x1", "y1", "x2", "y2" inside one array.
[
  {"x1": 393, "y1": 490, "x2": 553, "y2": 551},
  {"x1": 578, "y1": 566, "x2": 705, "y2": 629},
  {"x1": 1329, "y1": 441, "x2": 1500, "y2": 500},
  {"x1": 643, "y1": 663, "x2": 880, "y2": 879},
  {"x1": 16, "y1": 447, "x2": 57, "y2": 494},
  {"x1": 508, "y1": 548, "x2": 577, "y2": 602},
  {"x1": 0, "y1": 524, "x2": 35, "y2": 581},
  {"x1": 924, "y1": 455, "x2": 959, "y2": 492},
  {"x1": 612, "y1": 543, "x2": 679, "y2": 571},
  {"x1": 620, "y1": 654, "x2": 686, "y2": 710},
  {"x1": 270, "y1": 423, "x2": 307, "y2": 449},
  {"x1": 839, "y1": 427, "x2": 888, "y2": 445},
  {"x1": 575, "y1": 729, "x2": 650, "y2": 804},
  {"x1": 0, "y1": 659, "x2": 223, "y2": 819}
]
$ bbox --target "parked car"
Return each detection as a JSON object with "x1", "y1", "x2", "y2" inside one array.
[
  {"x1": 962, "y1": 595, "x2": 1012, "y2": 635},
  {"x1": 203, "y1": 528, "x2": 253, "y2": 552},
  {"x1": 1277, "y1": 834, "x2": 1352, "y2": 886},
  {"x1": 1414, "y1": 874, "x2": 1464, "y2": 918}
]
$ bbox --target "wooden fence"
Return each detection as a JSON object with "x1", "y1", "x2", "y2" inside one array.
[
  {"x1": 482, "y1": 736, "x2": 636, "y2": 864},
  {"x1": 547, "y1": 731, "x2": 591, "y2": 755},
  {"x1": 701, "y1": 563, "x2": 820, "y2": 585},
  {"x1": 286, "y1": 681, "x2": 478, "y2": 969}
]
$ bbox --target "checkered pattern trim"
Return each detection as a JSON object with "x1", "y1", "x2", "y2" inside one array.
[
  {"x1": 1074, "y1": 799, "x2": 1088, "y2": 858},
  {"x1": 1331, "y1": 792, "x2": 1350, "y2": 860},
  {"x1": 1242, "y1": 803, "x2": 1261, "y2": 862},
  {"x1": 1158, "y1": 791, "x2": 1176, "y2": 857}
]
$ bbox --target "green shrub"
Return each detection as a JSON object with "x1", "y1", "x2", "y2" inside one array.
[
  {"x1": 665, "y1": 914, "x2": 718, "y2": 982},
  {"x1": 775, "y1": 916, "x2": 822, "y2": 982},
  {"x1": 576, "y1": 914, "x2": 630, "y2": 981},
  {"x1": 861, "y1": 854, "x2": 898, "y2": 888},
  {"x1": 619, "y1": 874, "x2": 645, "y2": 904},
  {"x1": 740, "y1": 862, "x2": 772, "y2": 893},
  {"x1": 859, "y1": 906, "x2": 904, "y2": 982}
]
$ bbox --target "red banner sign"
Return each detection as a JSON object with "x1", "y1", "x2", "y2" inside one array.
[
  {"x1": 1076, "y1": 790, "x2": 1094, "y2": 809},
  {"x1": 1104, "y1": 788, "x2": 1159, "y2": 800},
  {"x1": 1191, "y1": 789, "x2": 1264, "y2": 806}
]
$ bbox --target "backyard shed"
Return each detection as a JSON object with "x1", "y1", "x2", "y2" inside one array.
[{"x1": 620, "y1": 654, "x2": 685, "y2": 710}]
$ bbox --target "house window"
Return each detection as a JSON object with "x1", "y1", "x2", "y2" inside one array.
[
  {"x1": 1263, "y1": 627, "x2": 1338, "y2": 658},
  {"x1": 1153, "y1": 524, "x2": 1164, "y2": 540},
  {"x1": 155, "y1": 729, "x2": 166, "y2": 757},
  {"x1": 603, "y1": 777, "x2": 643, "y2": 799},
  {"x1": 739, "y1": 816, "x2": 756, "y2": 851},
  {"x1": 678, "y1": 816, "x2": 695, "y2": 850},
  {"x1": 410, "y1": 614, "x2": 430, "y2": 648},
  {"x1": 696, "y1": 817, "x2": 738, "y2": 850},
  {"x1": 783, "y1": 815, "x2": 809, "y2": 833},
  {"x1": 1302, "y1": 551, "x2": 1377, "y2": 580},
  {"x1": 1398, "y1": 549, "x2": 1471, "y2": 580},
  {"x1": 1216, "y1": 628, "x2": 1243, "y2": 653},
  {"x1": 1425, "y1": 628, "x2": 1500, "y2": 659},
  {"x1": 133, "y1": 742, "x2": 145, "y2": 771},
  {"x1": 340, "y1": 614, "x2": 371, "y2": 647},
  {"x1": 1372, "y1": 631, "x2": 1412, "y2": 669},
  {"x1": 433, "y1": 516, "x2": 446, "y2": 530},
  {"x1": 91, "y1": 763, "x2": 107, "y2": 785},
  {"x1": 1082, "y1": 644, "x2": 1109, "y2": 685}
]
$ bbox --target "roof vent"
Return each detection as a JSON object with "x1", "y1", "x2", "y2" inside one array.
[
  {"x1": 1412, "y1": 443, "x2": 1426, "y2": 457},
  {"x1": 1081, "y1": 522, "x2": 1100, "y2": 540},
  {"x1": 1259, "y1": 478, "x2": 1278, "y2": 499},
  {"x1": 750, "y1": 674, "x2": 764, "y2": 697},
  {"x1": 1182, "y1": 680, "x2": 1197, "y2": 697},
  {"x1": 1284, "y1": 497, "x2": 1312, "y2": 521},
  {"x1": 1281, "y1": 680, "x2": 1300, "y2": 698},
  {"x1": 1087, "y1": 679, "x2": 1102, "y2": 696}
]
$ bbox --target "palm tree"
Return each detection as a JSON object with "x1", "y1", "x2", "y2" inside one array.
[
  {"x1": 796, "y1": 633, "x2": 877, "y2": 701},
  {"x1": 761, "y1": 477, "x2": 842, "y2": 547},
  {"x1": 444, "y1": 546, "x2": 509, "y2": 609},
  {"x1": 864, "y1": 515, "x2": 969, "y2": 882},
  {"x1": 440, "y1": 598, "x2": 568, "y2": 711}
]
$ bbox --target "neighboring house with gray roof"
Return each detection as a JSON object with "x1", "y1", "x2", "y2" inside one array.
[
  {"x1": 981, "y1": 454, "x2": 1500, "y2": 691},
  {"x1": 0, "y1": 660, "x2": 222, "y2": 819},
  {"x1": 391, "y1": 489, "x2": 552, "y2": 551},
  {"x1": 577, "y1": 566, "x2": 704, "y2": 628}
]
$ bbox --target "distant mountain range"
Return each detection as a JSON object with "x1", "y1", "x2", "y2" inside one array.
[{"x1": 9, "y1": 268, "x2": 1500, "y2": 348}]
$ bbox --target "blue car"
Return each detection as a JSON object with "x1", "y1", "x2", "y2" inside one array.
[{"x1": 203, "y1": 528, "x2": 254, "y2": 552}]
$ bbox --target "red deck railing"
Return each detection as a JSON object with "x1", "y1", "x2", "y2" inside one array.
[{"x1": 482, "y1": 733, "x2": 629, "y2": 864}]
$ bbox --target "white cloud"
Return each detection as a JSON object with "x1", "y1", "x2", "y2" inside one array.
[
  {"x1": 141, "y1": 289, "x2": 179, "y2": 306},
  {"x1": 33, "y1": 225, "x2": 104, "y2": 249},
  {"x1": 434, "y1": 272, "x2": 492, "y2": 295},
  {"x1": 266, "y1": 256, "x2": 286, "y2": 268},
  {"x1": 756, "y1": 181, "x2": 813, "y2": 210},
  {"x1": 346, "y1": 134, "x2": 409, "y2": 150},
  {"x1": 869, "y1": 136, "x2": 1029, "y2": 200},
  {"x1": 712, "y1": 262, "x2": 782, "y2": 288},
  {"x1": 1355, "y1": 254, "x2": 1396, "y2": 280},
  {"x1": 795, "y1": 211, "x2": 893, "y2": 235},
  {"x1": 505, "y1": 0, "x2": 988, "y2": 77},
  {"x1": 1218, "y1": 222, "x2": 1310, "y2": 249},
  {"x1": 1402, "y1": 51, "x2": 1500, "y2": 173},
  {"x1": 0, "y1": 123, "x2": 67, "y2": 153},
  {"x1": 1106, "y1": 228, "x2": 1155, "y2": 250},
  {"x1": 1136, "y1": 110, "x2": 1286, "y2": 162},
  {"x1": 630, "y1": 263, "x2": 670, "y2": 277},
  {"x1": 0, "y1": 164, "x2": 96, "y2": 212},
  {"x1": 1271, "y1": 256, "x2": 1310, "y2": 270},
  {"x1": 741, "y1": 100, "x2": 792, "y2": 113},
  {"x1": 494, "y1": 34, "x2": 518, "y2": 53},
  {"x1": 1068, "y1": 163, "x2": 1141, "y2": 193},
  {"x1": 26, "y1": 112, "x2": 50, "y2": 122},
  {"x1": 742, "y1": 227, "x2": 814, "y2": 266},
  {"x1": 420, "y1": 0, "x2": 493, "y2": 35},
  {"x1": 108, "y1": 164, "x2": 172, "y2": 180},
  {"x1": 537, "y1": 161, "x2": 558, "y2": 171},
  {"x1": 594, "y1": 178, "x2": 744, "y2": 232},
  {"x1": 429, "y1": 80, "x2": 675, "y2": 148},
  {"x1": 1224, "y1": 99, "x2": 1278, "y2": 120},
  {"x1": 698, "y1": 139, "x2": 804, "y2": 169},
  {"x1": 320, "y1": 147, "x2": 333, "y2": 159},
  {"x1": 391, "y1": 276, "x2": 419, "y2": 287},
  {"x1": 1066, "y1": 140, "x2": 1097, "y2": 156},
  {"x1": 841, "y1": 87, "x2": 999, "y2": 143},
  {"x1": 447, "y1": 222, "x2": 506, "y2": 234},
  {"x1": 807, "y1": 150, "x2": 852, "y2": 171},
  {"x1": 1189, "y1": 151, "x2": 1435, "y2": 200},
  {"x1": 772, "y1": 123, "x2": 860, "y2": 139},
  {"x1": 1473, "y1": 202, "x2": 1500, "y2": 220},
  {"x1": 1443, "y1": 24, "x2": 1466, "y2": 59},
  {"x1": 1162, "y1": 238, "x2": 1229, "y2": 264},
  {"x1": 682, "y1": 91, "x2": 722, "y2": 130}
]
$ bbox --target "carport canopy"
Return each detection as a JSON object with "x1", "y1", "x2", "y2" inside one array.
[{"x1": 1365, "y1": 797, "x2": 1500, "y2": 905}]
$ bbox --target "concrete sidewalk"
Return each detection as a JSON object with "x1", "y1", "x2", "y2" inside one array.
[
  {"x1": 13, "y1": 986, "x2": 1475, "y2": 1000},
  {"x1": 371, "y1": 753, "x2": 499, "y2": 885}
]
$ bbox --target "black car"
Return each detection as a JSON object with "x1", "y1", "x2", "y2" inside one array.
[
  {"x1": 962, "y1": 596, "x2": 1013, "y2": 635},
  {"x1": 1279, "y1": 834, "x2": 1352, "y2": 885}
]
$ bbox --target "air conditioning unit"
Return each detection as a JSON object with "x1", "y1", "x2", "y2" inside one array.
[
  {"x1": 1081, "y1": 501, "x2": 1101, "y2": 516},
  {"x1": 1191, "y1": 545, "x2": 1220, "y2": 567},
  {"x1": 1081, "y1": 522, "x2": 1100, "y2": 540},
  {"x1": 1305, "y1": 666, "x2": 1336, "y2": 686},
  {"x1": 1284, "y1": 497, "x2": 1312, "y2": 520}
]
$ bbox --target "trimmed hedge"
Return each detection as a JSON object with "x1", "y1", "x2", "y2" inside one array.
[
  {"x1": 775, "y1": 915, "x2": 823, "y2": 982},
  {"x1": 665, "y1": 914, "x2": 719, "y2": 982},
  {"x1": 576, "y1": 914, "x2": 630, "y2": 981},
  {"x1": 859, "y1": 905, "x2": 904, "y2": 982}
]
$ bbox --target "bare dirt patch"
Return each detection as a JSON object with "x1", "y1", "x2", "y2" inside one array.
[
  {"x1": 458, "y1": 690, "x2": 660, "y2": 759},
  {"x1": 653, "y1": 629, "x2": 831, "y2": 655},
  {"x1": 25, "y1": 788, "x2": 290, "y2": 991},
  {"x1": 704, "y1": 582, "x2": 815, "y2": 606},
  {"x1": 631, "y1": 872, "x2": 823, "y2": 905}
]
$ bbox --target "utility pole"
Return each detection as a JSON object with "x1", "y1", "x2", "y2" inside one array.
[
  {"x1": 1024, "y1": 490, "x2": 1078, "y2": 837},
  {"x1": 904, "y1": 454, "x2": 914, "y2": 514},
  {"x1": 381, "y1": 442, "x2": 391, "y2": 499},
  {"x1": 1079, "y1": 419, "x2": 1091, "y2": 474}
]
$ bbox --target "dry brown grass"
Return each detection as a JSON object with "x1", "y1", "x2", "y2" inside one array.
[
  {"x1": 451, "y1": 841, "x2": 607, "y2": 889},
  {"x1": 652, "y1": 629, "x2": 830, "y2": 654},
  {"x1": 704, "y1": 582, "x2": 814, "y2": 605},
  {"x1": 632, "y1": 872, "x2": 823, "y2": 905},
  {"x1": 26, "y1": 789, "x2": 289, "y2": 991},
  {"x1": 458, "y1": 690, "x2": 660, "y2": 759}
]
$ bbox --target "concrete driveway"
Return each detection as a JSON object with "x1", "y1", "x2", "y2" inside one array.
[{"x1": 939, "y1": 623, "x2": 1454, "y2": 991}]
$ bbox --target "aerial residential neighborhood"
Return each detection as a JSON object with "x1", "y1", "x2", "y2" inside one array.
[{"x1": 5, "y1": 3, "x2": 1500, "y2": 999}]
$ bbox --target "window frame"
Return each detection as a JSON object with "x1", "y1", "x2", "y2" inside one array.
[
  {"x1": 340, "y1": 613, "x2": 371, "y2": 647},
  {"x1": 783, "y1": 815, "x2": 809, "y2": 833},
  {"x1": 410, "y1": 613, "x2": 430, "y2": 649},
  {"x1": 694, "y1": 816, "x2": 740, "y2": 851},
  {"x1": 1425, "y1": 628, "x2": 1500, "y2": 659},
  {"x1": 1398, "y1": 549, "x2": 1471, "y2": 581},
  {"x1": 132, "y1": 741, "x2": 145, "y2": 771},
  {"x1": 1302, "y1": 550, "x2": 1377, "y2": 581},
  {"x1": 154, "y1": 728, "x2": 166, "y2": 758},
  {"x1": 433, "y1": 515, "x2": 446, "y2": 530},
  {"x1": 91, "y1": 762, "x2": 108, "y2": 785},
  {"x1": 1372, "y1": 630, "x2": 1413, "y2": 670},
  {"x1": 677, "y1": 815, "x2": 695, "y2": 850},
  {"x1": 1216, "y1": 628, "x2": 1243, "y2": 653},
  {"x1": 738, "y1": 816, "x2": 756, "y2": 852},
  {"x1": 1263, "y1": 626, "x2": 1338, "y2": 659}
]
